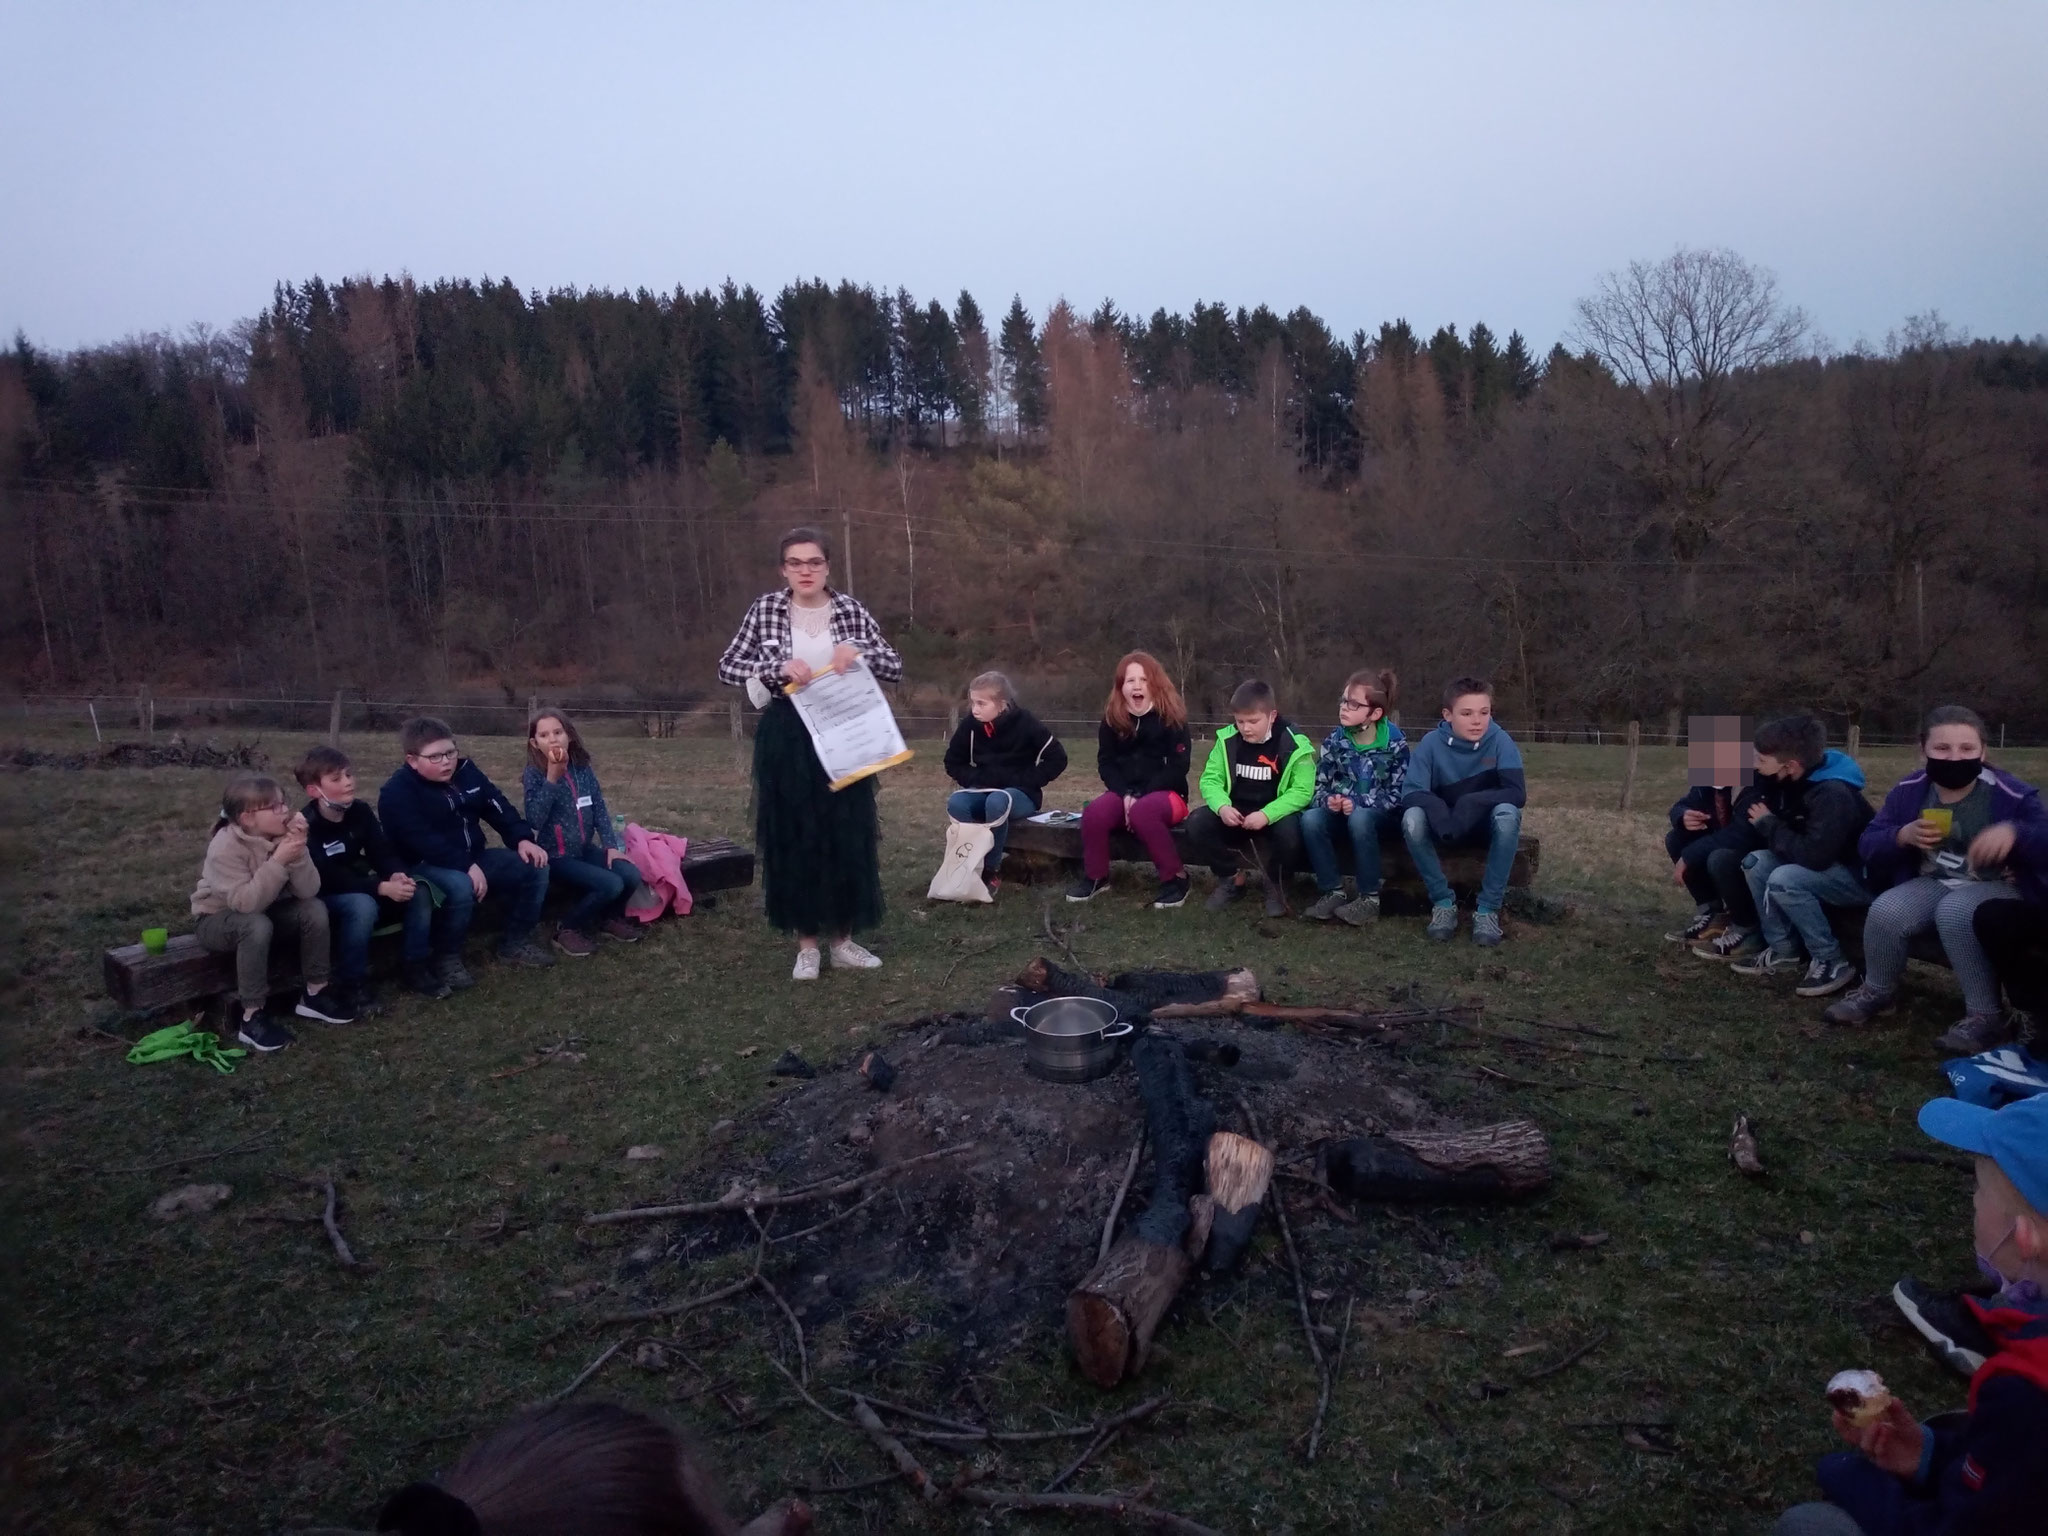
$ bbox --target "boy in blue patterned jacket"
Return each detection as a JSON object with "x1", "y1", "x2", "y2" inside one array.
[{"x1": 1301, "y1": 668, "x2": 1409, "y2": 926}]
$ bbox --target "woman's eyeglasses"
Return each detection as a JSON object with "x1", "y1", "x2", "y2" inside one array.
[{"x1": 782, "y1": 557, "x2": 828, "y2": 572}]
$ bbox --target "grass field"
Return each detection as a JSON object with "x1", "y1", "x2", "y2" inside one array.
[{"x1": 6, "y1": 728, "x2": 2041, "y2": 1535}]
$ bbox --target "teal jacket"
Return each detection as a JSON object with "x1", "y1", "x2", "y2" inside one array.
[{"x1": 1199, "y1": 720, "x2": 1318, "y2": 820}]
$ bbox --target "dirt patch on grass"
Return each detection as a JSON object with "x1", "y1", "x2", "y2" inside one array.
[{"x1": 593, "y1": 1004, "x2": 1450, "y2": 1359}]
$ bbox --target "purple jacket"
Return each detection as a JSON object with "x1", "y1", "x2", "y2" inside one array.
[{"x1": 1859, "y1": 764, "x2": 2048, "y2": 905}]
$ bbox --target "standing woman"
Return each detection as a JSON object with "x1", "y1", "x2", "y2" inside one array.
[{"x1": 718, "y1": 527, "x2": 903, "y2": 980}]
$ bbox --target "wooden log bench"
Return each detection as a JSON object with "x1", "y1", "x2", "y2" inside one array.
[
  {"x1": 103, "y1": 836, "x2": 756, "y2": 1014},
  {"x1": 1002, "y1": 814, "x2": 1538, "y2": 901}
]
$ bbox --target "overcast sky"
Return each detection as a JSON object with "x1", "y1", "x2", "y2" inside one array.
[{"x1": 5, "y1": 1, "x2": 2044, "y2": 355}]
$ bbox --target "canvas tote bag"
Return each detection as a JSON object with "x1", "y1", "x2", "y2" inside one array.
[{"x1": 926, "y1": 797, "x2": 1011, "y2": 904}]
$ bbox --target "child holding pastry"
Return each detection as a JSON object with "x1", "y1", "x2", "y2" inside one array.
[{"x1": 1772, "y1": 1094, "x2": 2048, "y2": 1534}]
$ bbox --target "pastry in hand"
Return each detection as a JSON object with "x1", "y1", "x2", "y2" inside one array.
[{"x1": 1825, "y1": 1369, "x2": 1893, "y2": 1428}]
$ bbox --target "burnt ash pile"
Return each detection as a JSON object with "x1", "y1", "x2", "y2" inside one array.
[{"x1": 588, "y1": 963, "x2": 1477, "y2": 1360}]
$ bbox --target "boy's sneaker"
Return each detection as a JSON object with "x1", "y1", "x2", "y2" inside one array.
[
  {"x1": 1205, "y1": 878, "x2": 1246, "y2": 912},
  {"x1": 1794, "y1": 957, "x2": 1858, "y2": 997},
  {"x1": 600, "y1": 918, "x2": 642, "y2": 943},
  {"x1": 1152, "y1": 874, "x2": 1191, "y2": 909},
  {"x1": 404, "y1": 960, "x2": 453, "y2": 999},
  {"x1": 1695, "y1": 926, "x2": 1762, "y2": 961},
  {"x1": 1261, "y1": 879, "x2": 1288, "y2": 919},
  {"x1": 294, "y1": 987, "x2": 356, "y2": 1024},
  {"x1": 497, "y1": 939, "x2": 557, "y2": 968},
  {"x1": 1892, "y1": 1277, "x2": 1994, "y2": 1377},
  {"x1": 1066, "y1": 876, "x2": 1109, "y2": 903},
  {"x1": 1729, "y1": 945, "x2": 1801, "y2": 978},
  {"x1": 552, "y1": 925, "x2": 598, "y2": 959},
  {"x1": 792, "y1": 947, "x2": 821, "y2": 981},
  {"x1": 1426, "y1": 903, "x2": 1459, "y2": 942},
  {"x1": 829, "y1": 939, "x2": 882, "y2": 970},
  {"x1": 1664, "y1": 908, "x2": 1726, "y2": 945},
  {"x1": 1337, "y1": 893, "x2": 1381, "y2": 926},
  {"x1": 1304, "y1": 890, "x2": 1348, "y2": 922},
  {"x1": 1822, "y1": 984, "x2": 1896, "y2": 1026},
  {"x1": 435, "y1": 953, "x2": 477, "y2": 991},
  {"x1": 1471, "y1": 910, "x2": 1504, "y2": 948},
  {"x1": 1934, "y1": 1011, "x2": 2016, "y2": 1056},
  {"x1": 236, "y1": 1012, "x2": 295, "y2": 1053},
  {"x1": 984, "y1": 874, "x2": 1003, "y2": 898}
]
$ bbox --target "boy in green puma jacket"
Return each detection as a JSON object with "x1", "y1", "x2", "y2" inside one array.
[{"x1": 1188, "y1": 679, "x2": 1318, "y2": 917}]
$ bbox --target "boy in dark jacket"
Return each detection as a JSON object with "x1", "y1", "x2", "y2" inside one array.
[
  {"x1": 1187, "y1": 679, "x2": 1317, "y2": 918},
  {"x1": 1772, "y1": 1093, "x2": 2048, "y2": 1536},
  {"x1": 1665, "y1": 716, "x2": 1766, "y2": 946},
  {"x1": 1729, "y1": 715, "x2": 1874, "y2": 997},
  {"x1": 943, "y1": 672, "x2": 1067, "y2": 891},
  {"x1": 378, "y1": 716, "x2": 554, "y2": 992},
  {"x1": 296, "y1": 745, "x2": 419, "y2": 1011},
  {"x1": 1398, "y1": 676, "x2": 1527, "y2": 947}
]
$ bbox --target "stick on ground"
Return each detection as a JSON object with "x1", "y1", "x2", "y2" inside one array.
[
  {"x1": 849, "y1": 1396, "x2": 940, "y2": 1501},
  {"x1": 1523, "y1": 1328, "x2": 1611, "y2": 1384},
  {"x1": 551, "y1": 1339, "x2": 623, "y2": 1403},
  {"x1": 953, "y1": 1485, "x2": 1226, "y2": 1536},
  {"x1": 1100, "y1": 1130, "x2": 1147, "y2": 1263},
  {"x1": 308, "y1": 1178, "x2": 367, "y2": 1270},
  {"x1": 1236, "y1": 1095, "x2": 1330, "y2": 1461},
  {"x1": 583, "y1": 1143, "x2": 976, "y2": 1226}
]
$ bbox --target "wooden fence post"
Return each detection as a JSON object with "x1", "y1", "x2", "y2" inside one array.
[
  {"x1": 138, "y1": 686, "x2": 154, "y2": 739},
  {"x1": 327, "y1": 688, "x2": 343, "y2": 746},
  {"x1": 1846, "y1": 723, "x2": 1862, "y2": 756},
  {"x1": 88, "y1": 701, "x2": 102, "y2": 743},
  {"x1": 728, "y1": 697, "x2": 742, "y2": 742},
  {"x1": 1619, "y1": 720, "x2": 1642, "y2": 812},
  {"x1": 946, "y1": 700, "x2": 959, "y2": 743}
]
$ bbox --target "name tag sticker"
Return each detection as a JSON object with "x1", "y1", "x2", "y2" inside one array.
[
  {"x1": 323, "y1": 841, "x2": 347, "y2": 857},
  {"x1": 576, "y1": 795, "x2": 594, "y2": 809}
]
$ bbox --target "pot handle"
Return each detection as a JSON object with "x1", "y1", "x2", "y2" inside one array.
[
  {"x1": 1102, "y1": 1021, "x2": 1134, "y2": 1040},
  {"x1": 1011, "y1": 1006, "x2": 1032, "y2": 1026}
]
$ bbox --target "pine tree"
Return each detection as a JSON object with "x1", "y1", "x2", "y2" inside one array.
[
  {"x1": 999, "y1": 297, "x2": 1046, "y2": 433},
  {"x1": 952, "y1": 291, "x2": 990, "y2": 442}
]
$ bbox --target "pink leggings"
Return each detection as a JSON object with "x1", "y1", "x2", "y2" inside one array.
[{"x1": 1082, "y1": 791, "x2": 1186, "y2": 880}]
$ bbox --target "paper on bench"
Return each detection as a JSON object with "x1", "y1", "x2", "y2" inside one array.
[{"x1": 785, "y1": 662, "x2": 914, "y2": 791}]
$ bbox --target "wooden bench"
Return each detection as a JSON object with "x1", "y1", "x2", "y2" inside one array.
[
  {"x1": 1002, "y1": 815, "x2": 1538, "y2": 898},
  {"x1": 103, "y1": 836, "x2": 756, "y2": 1013}
]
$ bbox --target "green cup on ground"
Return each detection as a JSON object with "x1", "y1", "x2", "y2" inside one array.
[{"x1": 142, "y1": 928, "x2": 169, "y2": 954}]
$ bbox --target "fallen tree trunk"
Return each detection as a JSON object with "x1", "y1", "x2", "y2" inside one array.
[
  {"x1": 1067, "y1": 1035, "x2": 1215, "y2": 1387},
  {"x1": 1320, "y1": 1119, "x2": 1551, "y2": 1203}
]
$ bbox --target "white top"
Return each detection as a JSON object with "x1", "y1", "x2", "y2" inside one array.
[{"x1": 745, "y1": 600, "x2": 837, "y2": 708}]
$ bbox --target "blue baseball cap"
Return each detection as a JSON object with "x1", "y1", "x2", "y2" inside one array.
[{"x1": 1919, "y1": 1094, "x2": 2048, "y2": 1215}]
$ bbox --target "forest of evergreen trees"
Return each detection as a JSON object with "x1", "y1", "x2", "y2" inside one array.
[{"x1": 5, "y1": 255, "x2": 2046, "y2": 734}]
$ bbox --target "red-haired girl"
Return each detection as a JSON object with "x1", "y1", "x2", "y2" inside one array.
[{"x1": 1070, "y1": 652, "x2": 1193, "y2": 908}]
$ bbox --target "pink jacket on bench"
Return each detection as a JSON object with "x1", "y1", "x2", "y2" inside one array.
[{"x1": 622, "y1": 824, "x2": 692, "y2": 920}]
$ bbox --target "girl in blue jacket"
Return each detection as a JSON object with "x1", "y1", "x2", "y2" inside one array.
[{"x1": 523, "y1": 708, "x2": 645, "y2": 957}]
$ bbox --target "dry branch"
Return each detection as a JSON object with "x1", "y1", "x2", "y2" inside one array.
[
  {"x1": 1523, "y1": 1328, "x2": 1611, "y2": 1384},
  {"x1": 849, "y1": 1396, "x2": 940, "y2": 1502},
  {"x1": 890, "y1": 1395, "x2": 1167, "y2": 1447},
  {"x1": 583, "y1": 1143, "x2": 975, "y2": 1226},
  {"x1": 1236, "y1": 1096, "x2": 1332, "y2": 1461},
  {"x1": 1044, "y1": 1426, "x2": 1122, "y2": 1494},
  {"x1": 308, "y1": 1178, "x2": 368, "y2": 1270},
  {"x1": 1100, "y1": 1131, "x2": 1146, "y2": 1263},
  {"x1": 952, "y1": 1485, "x2": 1225, "y2": 1535},
  {"x1": 551, "y1": 1339, "x2": 624, "y2": 1403},
  {"x1": 83, "y1": 1126, "x2": 279, "y2": 1175}
]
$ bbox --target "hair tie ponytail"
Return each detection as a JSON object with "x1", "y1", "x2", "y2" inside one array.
[{"x1": 377, "y1": 1482, "x2": 483, "y2": 1536}]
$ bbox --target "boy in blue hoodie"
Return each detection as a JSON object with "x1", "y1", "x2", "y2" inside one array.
[
  {"x1": 1397, "y1": 676, "x2": 1526, "y2": 946},
  {"x1": 1772, "y1": 1093, "x2": 2048, "y2": 1536},
  {"x1": 1727, "y1": 714, "x2": 1874, "y2": 998}
]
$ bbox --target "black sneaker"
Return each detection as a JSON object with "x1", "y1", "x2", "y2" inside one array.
[
  {"x1": 340, "y1": 979, "x2": 383, "y2": 1016},
  {"x1": 1893, "y1": 1277, "x2": 1994, "y2": 1377},
  {"x1": 435, "y1": 953, "x2": 477, "y2": 991},
  {"x1": 1205, "y1": 877, "x2": 1246, "y2": 912},
  {"x1": 1794, "y1": 957, "x2": 1858, "y2": 998},
  {"x1": 1695, "y1": 926, "x2": 1761, "y2": 962},
  {"x1": 404, "y1": 960, "x2": 453, "y2": 999},
  {"x1": 236, "y1": 1012, "x2": 295, "y2": 1053},
  {"x1": 497, "y1": 938, "x2": 557, "y2": 968},
  {"x1": 1664, "y1": 908, "x2": 1725, "y2": 945},
  {"x1": 294, "y1": 988, "x2": 357, "y2": 1024},
  {"x1": 1152, "y1": 874, "x2": 1190, "y2": 909},
  {"x1": 1066, "y1": 876, "x2": 1109, "y2": 903}
]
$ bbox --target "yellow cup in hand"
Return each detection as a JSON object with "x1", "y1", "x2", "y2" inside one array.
[{"x1": 1920, "y1": 807, "x2": 1954, "y2": 840}]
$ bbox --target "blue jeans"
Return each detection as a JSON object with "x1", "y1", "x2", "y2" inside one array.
[
  {"x1": 945, "y1": 787, "x2": 1039, "y2": 871},
  {"x1": 320, "y1": 891, "x2": 380, "y2": 983},
  {"x1": 1300, "y1": 804, "x2": 1390, "y2": 894},
  {"x1": 405, "y1": 849, "x2": 549, "y2": 959},
  {"x1": 1400, "y1": 803, "x2": 1523, "y2": 913},
  {"x1": 547, "y1": 848, "x2": 644, "y2": 934},
  {"x1": 1742, "y1": 850, "x2": 1871, "y2": 965}
]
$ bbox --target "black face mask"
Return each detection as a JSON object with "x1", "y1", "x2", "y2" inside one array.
[{"x1": 1925, "y1": 755, "x2": 1983, "y2": 791}]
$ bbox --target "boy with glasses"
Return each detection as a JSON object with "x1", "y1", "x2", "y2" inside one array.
[
  {"x1": 378, "y1": 716, "x2": 554, "y2": 994},
  {"x1": 1301, "y1": 667, "x2": 1409, "y2": 925}
]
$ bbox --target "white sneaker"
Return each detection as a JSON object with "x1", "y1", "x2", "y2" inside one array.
[
  {"x1": 792, "y1": 947, "x2": 822, "y2": 981},
  {"x1": 829, "y1": 939, "x2": 882, "y2": 970}
]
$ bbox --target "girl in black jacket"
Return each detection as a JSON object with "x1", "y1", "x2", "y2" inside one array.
[
  {"x1": 943, "y1": 672, "x2": 1066, "y2": 891},
  {"x1": 1072, "y1": 651, "x2": 1194, "y2": 908}
]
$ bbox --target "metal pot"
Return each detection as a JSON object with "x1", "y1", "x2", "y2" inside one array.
[{"x1": 1012, "y1": 996, "x2": 1134, "y2": 1084}]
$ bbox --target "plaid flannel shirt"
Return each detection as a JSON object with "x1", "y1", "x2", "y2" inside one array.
[{"x1": 717, "y1": 589, "x2": 903, "y2": 690}]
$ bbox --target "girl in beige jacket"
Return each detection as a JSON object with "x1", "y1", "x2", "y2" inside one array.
[{"x1": 191, "y1": 774, "x2": 353, "y2": 1051}]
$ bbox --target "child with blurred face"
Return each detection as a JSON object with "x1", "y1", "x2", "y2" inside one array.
[{"x1": 1663, "y1": 717, "x2": 1763, "y2": 949}]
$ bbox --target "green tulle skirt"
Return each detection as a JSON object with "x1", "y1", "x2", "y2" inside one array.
[{"x1": 752, "y1": 697, "x2": 884, "y2": 937}]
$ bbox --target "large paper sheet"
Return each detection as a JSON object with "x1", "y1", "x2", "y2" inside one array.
[{"x1": 786, "y1": 662, "x2": 915, "y2": 790}]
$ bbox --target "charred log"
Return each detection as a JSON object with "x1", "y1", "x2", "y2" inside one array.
[
  {"x1": 1320, "y1": 1120, "x2": 1551, "y2": 1204},
  {"x1": 1017, "y1": 959, "x2": 1259, "y2": 1018},
  {"x1": 1200, "y1": 1131, "x2": 1274, "y2": 1273}
]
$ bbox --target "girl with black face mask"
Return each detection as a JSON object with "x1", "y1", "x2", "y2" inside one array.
[{"x1": 1825, "y1": 705, "x2": 2048, "y2": 1053}]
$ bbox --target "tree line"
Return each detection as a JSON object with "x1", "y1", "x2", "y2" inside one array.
[{"x1": 4, "y1": 249, "x2": 2045, "y2": 736}]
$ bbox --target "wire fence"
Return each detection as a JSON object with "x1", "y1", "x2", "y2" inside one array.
[{"x1": 6, "y1": 692, "x2": 2036, "y2": 751}]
